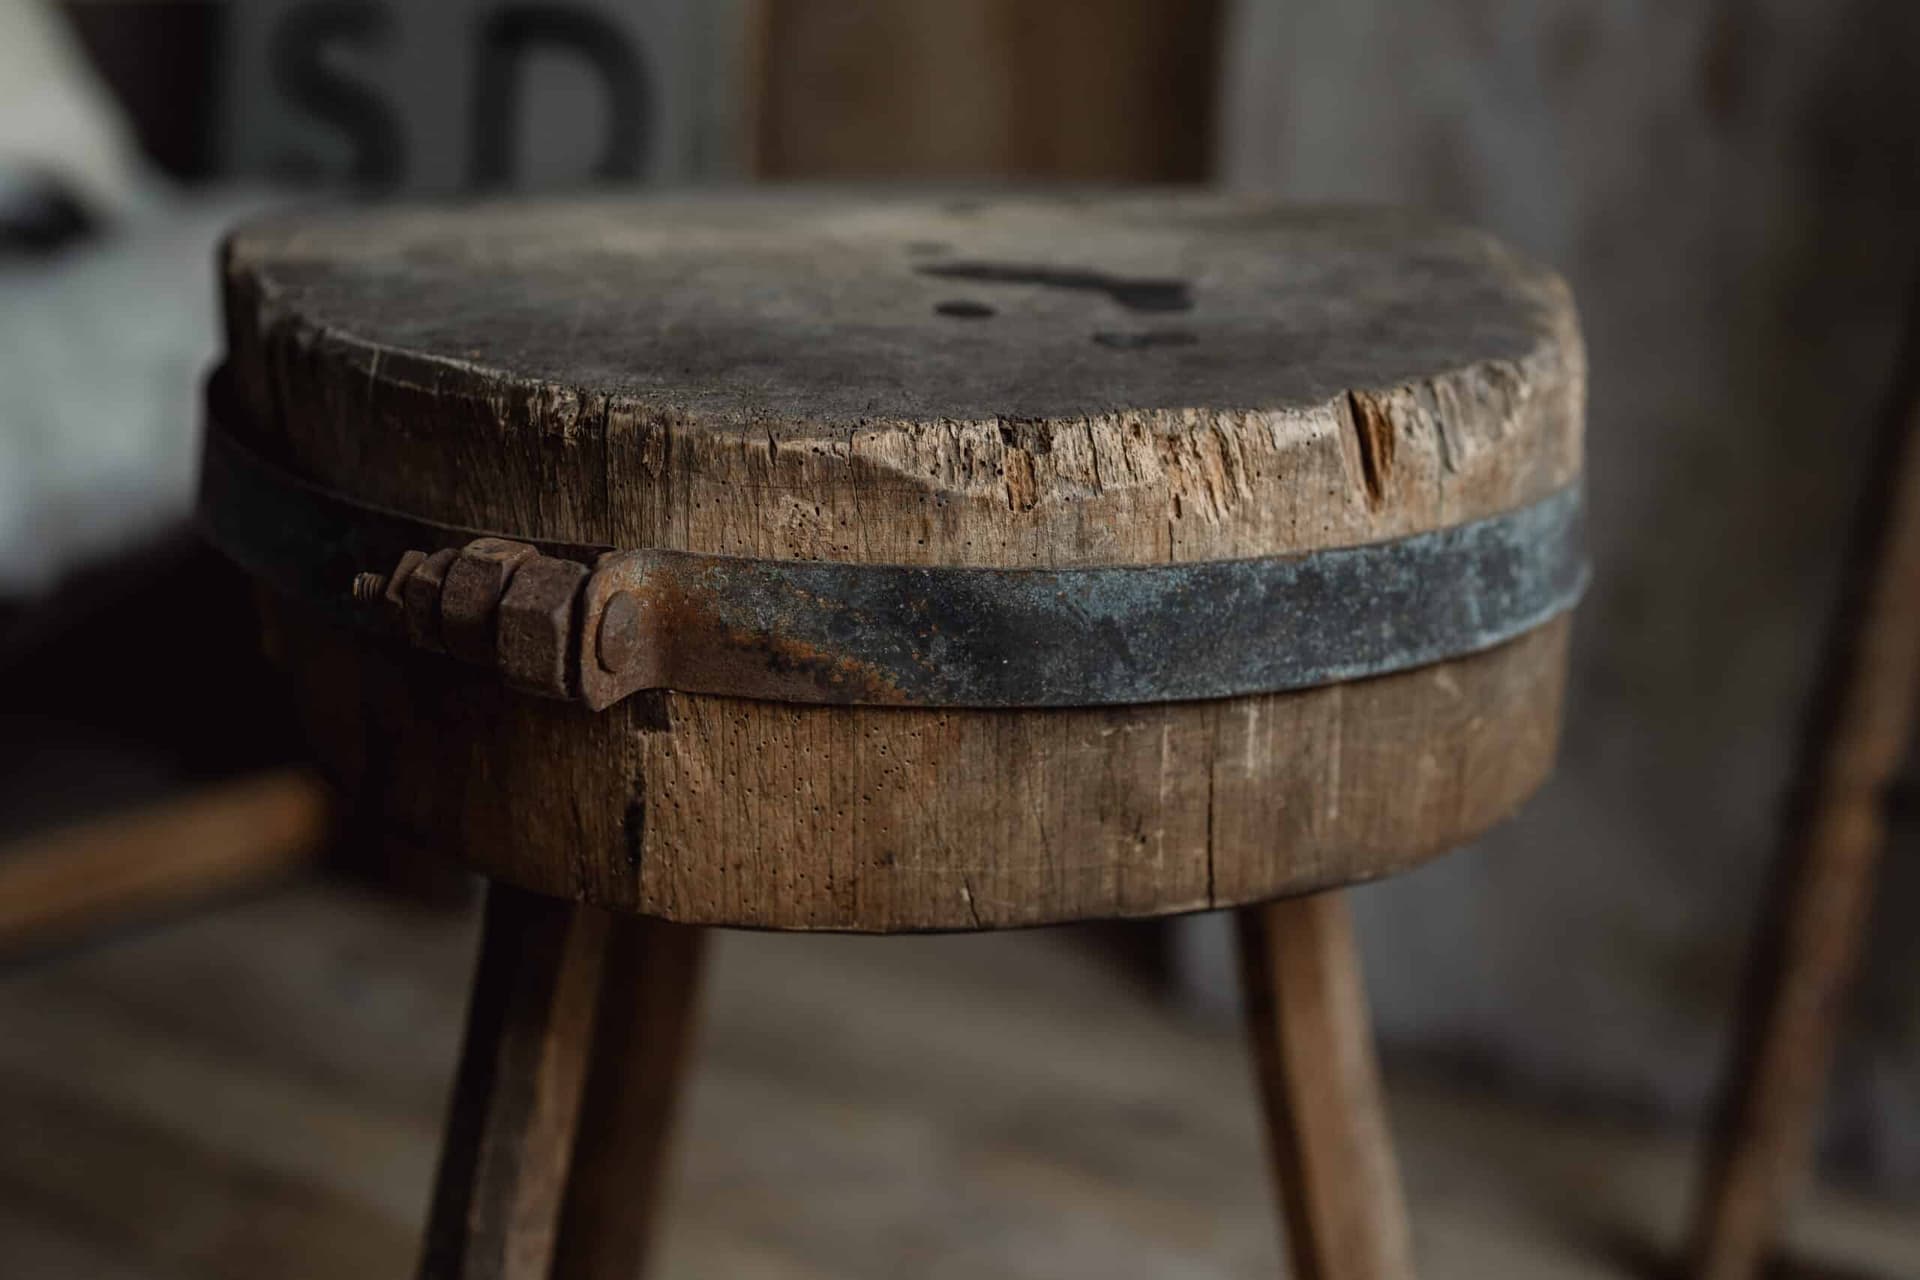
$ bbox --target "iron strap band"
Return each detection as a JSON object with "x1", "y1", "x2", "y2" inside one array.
[{"x1": 198, "y1": 415, "x2": 1587, "y2": 710}]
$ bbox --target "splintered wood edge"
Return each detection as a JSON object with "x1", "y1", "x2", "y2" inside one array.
[{"x1": 219, "y1": 196, "x2": 1584, "y2": 570}]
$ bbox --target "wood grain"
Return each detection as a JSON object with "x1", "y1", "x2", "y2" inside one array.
[
  {"x1": 223, "y1": 191, "x2": 1584, "y2": 931},
  {"x1": 552, "y1": 918, "x2": 705, "y2": 1280},
  {"x1": 420, "y1": 885, "x2": 609, "y2": 1280},
  {"x1": 1238, "y1": 893, "x2": 1413, "y2": 1280}
]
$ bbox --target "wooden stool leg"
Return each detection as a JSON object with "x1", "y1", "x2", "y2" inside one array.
[
  {"x1": 420, "y1": 884, "x2": 612, "y2": 1280},
  {"x1": 1237, "y1": 892, "x2": 1415, "y2": 1280},
  {"x1": 553, "y1": 917, "x2": 706, "y2": 1280},
  {"x1": 1689, "y1": 281, "x2": 1920, "y2": 1280}
]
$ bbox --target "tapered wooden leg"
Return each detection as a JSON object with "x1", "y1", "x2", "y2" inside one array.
[
  {"x1": 420, "y1": 884, "x2": 612, "y2": 1280},
  {"x1": 1691, "y1": 811, "x2": 1889, "y2": 1280},
  {"x1": 552, "y1": 917, "x2": 706, "y2": 1280},
  {"x1": 1237, "y1": 892, "x2": 1415, "y2": 1280},
  {"x1": 1690, "y1": 281, "x2": 1920, "y2": 1280}
]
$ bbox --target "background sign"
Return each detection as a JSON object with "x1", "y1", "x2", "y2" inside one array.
[{"x1": 220, "y1": 0, "x2": 742, "y2": 190}]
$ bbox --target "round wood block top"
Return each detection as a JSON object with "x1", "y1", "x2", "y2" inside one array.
[
  {"x1": 224, "y1": 189, "x2": 1585, "y2": 931},
  {"x1": 227, "y1": 188, "x2": 1571, "y2": 437}
]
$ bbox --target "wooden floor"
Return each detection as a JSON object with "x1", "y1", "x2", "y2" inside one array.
[{"x1": 1, "y1": 880, "x2": 1915, "y2": 1279}]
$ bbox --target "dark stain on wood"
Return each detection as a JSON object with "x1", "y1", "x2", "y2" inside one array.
[
  {"x1": 622, "y1": 783, "x2": 646, "y2": 874},
  {"x1": 1093, "y1": 329, "x2": 1196, "y2": 349},
  {"x1": 917, "y1": 260, "x2": 1193, "y2": 312}
]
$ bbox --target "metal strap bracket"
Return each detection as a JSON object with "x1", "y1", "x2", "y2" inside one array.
[{"x1": 200, "y1": 418, "x2": 1587, "y2": 711}]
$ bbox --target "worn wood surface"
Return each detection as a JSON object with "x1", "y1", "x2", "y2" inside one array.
[
  {"x1": 1689, "y1": 284, "x2": 1920, "y2": 1280},
  {"x1": 223, "y1": 191, "x2": 1584, "y2": 930},
  {"x1": 553, "y1": 918, "x2": 705, "y2": 1280},
  {"x1": 420, "y1": 885, "x2": 609, "y2": 1280},
  {"x1": 1238, "y1": 894, "x2": 1414, "y2": 1280}
]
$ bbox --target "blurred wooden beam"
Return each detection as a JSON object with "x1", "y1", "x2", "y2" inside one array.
[
  {"x1": 0, "y1": 769, "x2": 330, "y2": 957},
  {"x1": 748, "y1": 0, "x2": 1221, "y2": 181},
  {"x1": 1690, "y1": 279, "x2": 1920, "y2": 1280}
]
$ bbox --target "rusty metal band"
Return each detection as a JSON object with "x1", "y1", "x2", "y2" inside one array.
[{"x1": 199, "y1": 414, "x2": 1587, "y2": 710}]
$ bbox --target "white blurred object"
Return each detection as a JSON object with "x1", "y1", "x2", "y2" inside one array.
[
  {"x1": 0, "y1": 0, "x2": 751, "y2": 596},
  {"x1": 0, "y1": 3, "x2": 285, "y2": 594},
  {"x1": 0, "y1": 0, "x2": 144, "y2": 218},
  {"x1": 0, "y1": 192, "x2": 282, "y2": 595}
]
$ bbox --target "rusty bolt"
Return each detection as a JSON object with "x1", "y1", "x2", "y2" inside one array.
[
  {"x1": 350, "y1": 549, "x2": 428, "y2": 630},
  {"x1": 597, "y1": 591, "x2": 644, "y2": 674}
]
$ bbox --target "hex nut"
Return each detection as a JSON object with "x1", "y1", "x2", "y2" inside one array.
[
  {"x1": 402, "y1": 548, "x2": 459, "y2": 653},
  {"x1": 442, "y1": 538, "x2": 537, "y2": 665},
  {"x1": 498, "y1": 556, "x2": 589, "y2": 698}
]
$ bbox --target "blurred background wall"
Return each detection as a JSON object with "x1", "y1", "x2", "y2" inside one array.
[
  {"x1": 1207, "y1": 0, "x2": 1920, "y2": 1191},
  {"x1": 5, "y1": 0, "x2": 1918, "y2": 1195}
]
